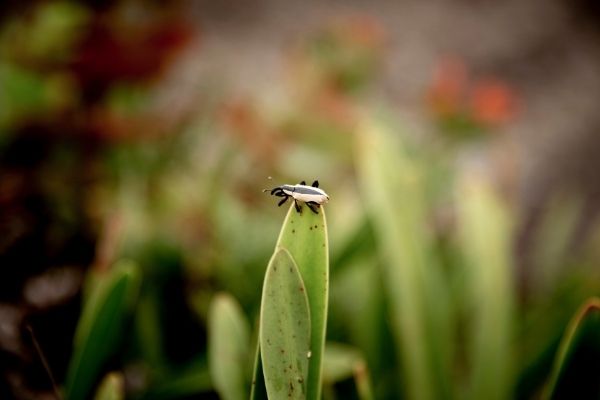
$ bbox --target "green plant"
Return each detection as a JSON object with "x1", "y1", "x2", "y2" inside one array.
[
  {"x1": 545, "y1": 297, "x2": 600, "y2": 399},
  {"x1": 356, "y1": 118, "x2": 452, "y2": 400},
  {"x1": 252, "y1": 204, "x2": 329, "y2": 400},
  {"x1": 93, "y1": 372, "x2": 124, "y2": 400},
  {"x1": 65, "y1": 261, "x2": 141, "y2": 400},
  {"x1": 208, "y1": 293, "x2": 251, "y2": 400}
]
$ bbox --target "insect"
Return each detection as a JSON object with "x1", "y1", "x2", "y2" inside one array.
[{"x1": 264, "y1": 180, "x2": 329, "y2": 214}]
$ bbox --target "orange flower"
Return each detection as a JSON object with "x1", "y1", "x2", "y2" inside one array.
[{"x1": 470, "y1": 79, "x2": 518, "y2": 126}]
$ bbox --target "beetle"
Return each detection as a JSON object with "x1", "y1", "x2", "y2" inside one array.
[{"x1": 263, "y1": 180, "x2": 329, "y2": 214}]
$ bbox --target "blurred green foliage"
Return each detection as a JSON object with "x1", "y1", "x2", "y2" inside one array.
[{"x1": 1, "y1": 2, "x2": 600, "y2": 400}]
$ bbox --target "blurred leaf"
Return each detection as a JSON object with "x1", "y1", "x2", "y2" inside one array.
[
  {"x1": 250, "y1": 338, "x2": 268, "y2": 400},
  {"x1": 545, "y1": 298, "x2": 600, "y2": 399},
  {"x1": 323, "y1": 342, "x2": 374, "y2": 400},
  {"x1": 354, "y1": 359, "x2": 375, "y2": 400},
  {"x1": 66, "y1": 260, "x2": 142, "y2": 400},
  {"x1": 355, "y1": 117, "x2": 452, "y2": 400},
  {"x1": 208, "y1": 292, "x2": 251, "y2": 400},
  {"x1": 515, "y1": 274, "x2": 600, "y2": 399},
  {"x1": 0, "y1": 1, "x2": 89, "y2": 63},
  {"x1": 275, "y1": 204, "x2": 330, "y2": 400},
  {"x1": 330, "y1": 216, "x2": 375, "y2": 273},
  {"x1": 0, "y1": 63, "x2": 73, "y2": 129},
  {"x1": 260, "y1": 248, "x2": 311, "y2": 400},
  {"x1": 134, "y1": 288, "x2": 165, "y2": 367},
  {"x1": 531, "y1": 194, "x2": 582, "y2": 292},
  {"x1": 141, "y1": 361, "x2": 212, "y2": 400},
  {"x1": 94, "y1": 372, "x2": 124, "y2": 400},
  {"x1": 213, "y1": 192, "x2": 281, "y2": 308},
  {"x1": 323, "y1": 342, "x2": 362, "y2": 383},
  {"x1": 328, "y1": 256, "x2": 393, "y2": 398},
  {"x1": 456, "y1": 175, "x2": 514, "y2": 400}
]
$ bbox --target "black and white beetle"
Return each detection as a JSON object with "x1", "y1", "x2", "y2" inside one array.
[{"x1": 264, "y1": 180, "x2": 329, "y2": 214}]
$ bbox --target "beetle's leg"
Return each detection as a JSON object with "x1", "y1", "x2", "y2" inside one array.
[
  {"x1": 275, "y1": 191, "x2": 286, "y2": 197},
  {"x1": 294, "y1": 200, "x2": 302, "y2": 213},
  {"x1": 299, "y1": 180, "x2": 306, "y2": 185},
  {"x1": 312, "y1": 180, "x2": 319, "y2": 188},
  {"x1": 270, "y1": 187, "x2": 279, "y2": 195},
  {"x1": 307, "y1": 201, "x2": 320, "y2": 214},
  {"x1": 278, "y1": 196, "x2": 289, "y2": 207}
]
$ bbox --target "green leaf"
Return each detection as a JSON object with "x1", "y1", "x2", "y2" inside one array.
[
  {"x1": 328, "y1": 258, "x2": 387, "y2": 391},
  {"x1": 323, "y1": 342, "x2": 374, "y2": 400},
  {"x1": 330, "y1": 216, "x2": 375, "y2": 274},
  {"x1": 141, "y1": 361, "x2": 212, "y2": 400},
  {"x1": 249, "y1": 338, "x2": 268, "y2": 400},
  {"x1": 323, "y1": 342, "x2": 362, "y2": 383},
  {"x1": 260, "y1": 248, "x2": 311, "y2": 400},
  {"x1": 66, "y1": 260, "x2": 141, "y2": 400},
  {"x1": 456, "y1": 175, "x2": 514, "y2": 400},
  {"x1": 275, "y1": 204, "x2": 330, "y2": 400},
  {"x1": 355, "y1": 117, "x2": 452, "y2": 400},
  {"x1": 133, "y1": 287, "x2": 165, "y2": 367},
  {"x1": 545, "y1": 298, "x2": 600, "y2": 399},
  {"x1": 208, "y1": 292, "x2": 251, "y2": 400},
  {"x1": 94, "y1": 372, "x2": 124, "y2": 400}
]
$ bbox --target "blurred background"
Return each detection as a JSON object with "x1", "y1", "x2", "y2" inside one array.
[{"x1": 1, "y1": 0, "x2": 600, "y2": 399}]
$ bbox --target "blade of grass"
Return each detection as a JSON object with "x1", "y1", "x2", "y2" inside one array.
[
  {"x1": 66, "y1": 260, "x2": 141, "y2": 400},
  {"x1": 354, "y1": 359, "x2": 374, "y2": 400},
  {"x1": 275, "y1": 203, "x2": 329, "y2": 400},
  {"x1": 322, "y1": 342, "x2": 362, "y2": 384},
  {"x1": 330, "y1": 216, "x2": 375, "y2": 274},
  {"x1": 323, "y1": 342, "x2": 374, "y2": 400},
  {"x1": 456, "y1": 174, "x2": 514, "y2": 400},
  {"x1": 328, "y1": 257, "x2": 387, "y2": 391},
  {"x1": 249, "y1": 338, "x2": 268, "y2": 400},
  {"x1": 355, "y1": 117, "x2": 452, "y2": 400},
  {"x1": 94, "y1": 372, "x2": 124, "y2": 400},
  {"x1": 544, "y1": 297, "x2": 600, "y2": 399},
  {"x1": 134, "y1": 288, "x2": 165, "y2": 367},
  {"x1": 208, "y1": 292, "x2": 251, "y2": 400},
  {"x1": 141, "y1": 361, "x2": 212, "y2": 400},
  {"x1": 260, "y1": 248, "x2": 311, "y2": 400}
]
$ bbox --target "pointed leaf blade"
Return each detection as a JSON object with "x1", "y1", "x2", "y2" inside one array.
[
  {"x1": 276, "y1": 204, "x2": 329, "y2": 400},
  {"x1": 545, "y1": 298, "x2": 600, "y2": 399},
  {"x1": 66, "y1": 260, "x2": 141, "y2": 400},
  {"x1": 260, "y1": 248, "x2": 311, "y2": 400},
  {"x1": 208, "y1": 292, "x2": 251, "y2": 400}
]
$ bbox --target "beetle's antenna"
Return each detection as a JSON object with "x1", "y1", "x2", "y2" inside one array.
[{"x1": 263, "y1": 176, "x2": 274, "y2": 192}]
